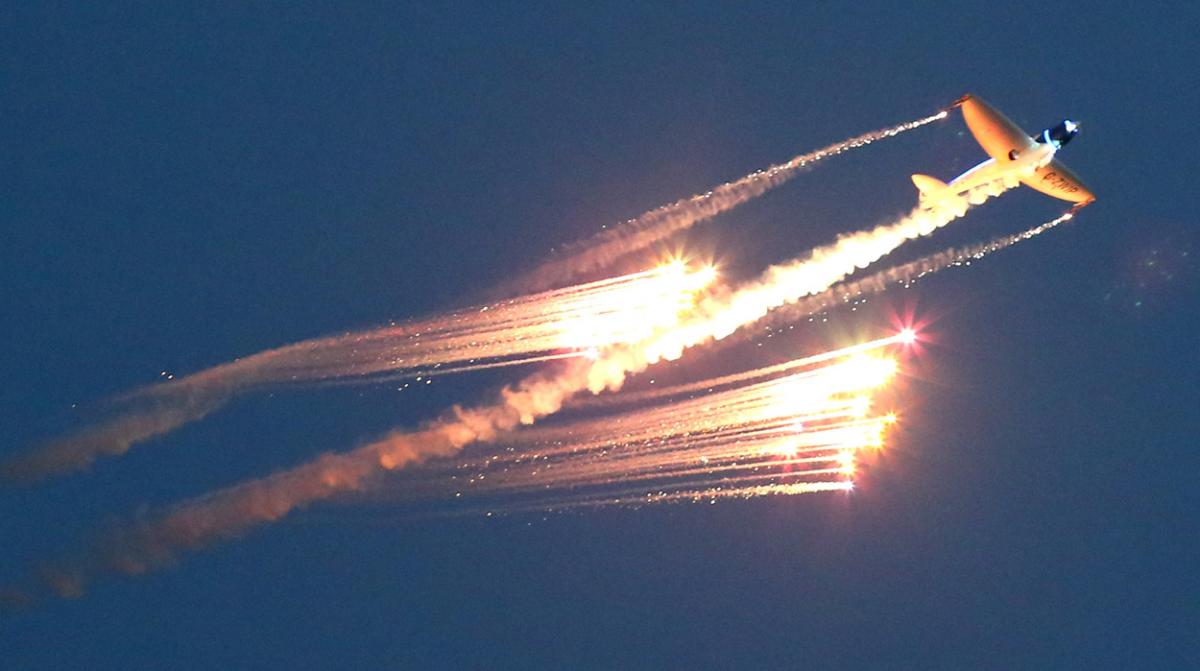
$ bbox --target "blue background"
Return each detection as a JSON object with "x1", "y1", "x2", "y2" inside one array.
[{"x1": 2, "y1": 3, "x2": 1197, "y2": 668}]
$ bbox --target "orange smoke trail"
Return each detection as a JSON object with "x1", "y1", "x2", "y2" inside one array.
[
  {"x1": 57, "y1": 346, "x2": 894, "y2": 592},
  {"x1": 500, "y1": 111, "x2": 948, "y2": 295},
  {"x1": 43, "y1": 357, "x2": 601, "y2": 592}
]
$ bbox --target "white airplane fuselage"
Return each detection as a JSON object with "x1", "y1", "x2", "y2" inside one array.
[
  {"x1": 915, "y1": 95, "x2": 1093, "y2": 206},
  {"x1": 945, "y1": 140, "x2": 1057, "y2": 197}
]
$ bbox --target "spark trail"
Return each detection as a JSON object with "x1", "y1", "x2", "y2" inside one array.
[
  {"x1": 3, "y1": 264, "x2": 714, "y2": 484},
  {"x1": 33, "y1": 184, "x2": 1007, "y2": 599},
  {"x1": 742, "y1": 205, "x2": 1084, "y2": 336},
  {"x1": 382, "y1": 340, "x2": 905, "y2": 512},
  {"x1": 502, "y1": 111, "x2": 949, "y2": 295}
]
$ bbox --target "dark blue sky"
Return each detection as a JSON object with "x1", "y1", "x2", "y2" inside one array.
[{"x1": 3, "y1": 3, "x2": 1197, "y2": 668}]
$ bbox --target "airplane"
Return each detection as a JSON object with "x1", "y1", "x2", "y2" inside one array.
[{"x1": 912, "y1": 94, "x2": 1095, "y2": 211}]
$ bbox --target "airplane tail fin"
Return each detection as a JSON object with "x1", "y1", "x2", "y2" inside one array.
[{"x1": 911, "y1": 174, "x2": 949, "y2": 203}]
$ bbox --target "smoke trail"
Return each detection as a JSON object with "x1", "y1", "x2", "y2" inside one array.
[
  {"x1": 29, "y1": 183, "x2": 1007, "y2": 600},
  {"x1": 40, "y1": 357, "x2": 604, "y2": 594},
  {"x1": 742, "y1": 205, "x2": 1082, "y2": 335},
  {"x1": 1, "y1": 395, "x2": 227, "y2": 485},
  {"x1": 633, "y1": 179, "x2": 1015, "y2": 363},
  {"x1": 498, "y1": 111, "x2": 949, "y2": 295},
  {"x1": 4, "y1": 265, "x2": 713, "y2": 484}
]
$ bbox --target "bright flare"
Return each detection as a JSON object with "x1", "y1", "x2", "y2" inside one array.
[{"x1": 383, "y1": 337, "x2": 907, "y2": 511}]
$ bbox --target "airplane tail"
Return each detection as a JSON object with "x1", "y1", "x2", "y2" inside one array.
[{"x1": 911, "y1": 174, "x2": 949, "y2": 204}]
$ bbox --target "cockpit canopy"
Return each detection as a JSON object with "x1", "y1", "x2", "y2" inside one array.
[{"x1": 1041, "y1": 119, "x2": 1079, "y2": 148}]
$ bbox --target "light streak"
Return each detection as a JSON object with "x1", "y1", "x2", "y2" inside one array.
[
  {"x1": 500, "y1": 111, "x2": 949, "y2": 295},
  {"x1": 572, "y1": 332, "x2": 908, "y2": 409},
  {"x1": 731, "y1": 205, "x2": 1085, "y2": 339},
  {"x1": 3, "y1": 263, "x2": 715, "y2": 483}
]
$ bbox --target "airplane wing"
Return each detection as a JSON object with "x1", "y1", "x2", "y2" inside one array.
[
  {"x1": 960, "y1": 95, "x2": 1037, "y2": 163},
  {"x1": 1022, "y1": 159, "x2": 1096, "y2": 203}
]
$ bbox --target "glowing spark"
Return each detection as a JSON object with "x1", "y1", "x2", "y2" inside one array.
[
  {"x1": 838, "y1": 451, "x2": 856, "y2": 475},
  {"x1": 850, "y1": 396, "x2": 872, "y2": 418}
]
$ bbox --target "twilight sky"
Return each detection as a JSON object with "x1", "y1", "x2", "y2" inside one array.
[{"x1": 2, "y1": 3, "x2": 1197, "y2": 669}]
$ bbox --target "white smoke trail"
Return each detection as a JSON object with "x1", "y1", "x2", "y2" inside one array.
[
  {"x1": 627, "y1": 179, "x2": 1016, "y2": 365},
  {"x1": 499, "y1": 111, "x2": 949, "y2": 295},
  {"x1": 741, "y1": 205, "x2": 1082, "y2": 336}
]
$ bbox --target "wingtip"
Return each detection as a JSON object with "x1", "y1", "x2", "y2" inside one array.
[
  {"x1": 947, "y1": 94, "x2": 973, "y2": 109},
  {"x1": 1068, "y1": 199, "x2": 1095, "y2": 215}
]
